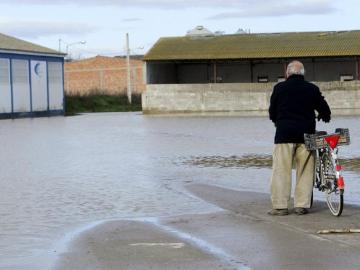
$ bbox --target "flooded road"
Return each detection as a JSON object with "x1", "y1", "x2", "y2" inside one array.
[{"x1": 1, "y1": 113, "x2": 359, "y2": 269}]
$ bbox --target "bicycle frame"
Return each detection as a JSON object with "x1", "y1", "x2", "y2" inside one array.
[
  {"x1": 314, "y1": 140, "x2": 344, "y2": 193},
  {"x1": 304, "y1": 128, "x2": 349, "y2": 216}
]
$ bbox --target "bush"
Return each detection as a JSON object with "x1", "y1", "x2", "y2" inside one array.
[{"x1": 65, "y1": 94, "x2": 142, "y2": 115}]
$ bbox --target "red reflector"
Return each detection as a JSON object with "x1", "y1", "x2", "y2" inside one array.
[
  {"x1": 325, "y1": 135, "x2": 340, "y2": 149},
  {"x1": 338, "y1": 176, "x2": 345, "y2": 189},
  {"x1": 336, "y1": 164, "x2": 342, "y2": 171}
]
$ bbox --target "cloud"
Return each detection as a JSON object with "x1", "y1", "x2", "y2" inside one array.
[
  {"x1": 0, "y1": 0, "x2": 242, "y2": 7},
  {"x1": 208, "y1": 0, "x2": 337, "y2": 19},
  {"x1": 122, "y1": 18, "x2": 142, "y2": 22},
  {"x1": 0, "y1": 21, "x2": 97, "y2": 39},
  {"x1": 0, "y1": 0, "x2": 339, "y2": 17},
  {"x1": 0, "y1": 0, "x2": 338, "y2": 16}
]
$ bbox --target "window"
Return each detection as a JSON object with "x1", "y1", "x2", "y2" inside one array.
[
  {"x1": 12, "y1": 59, "x2": 30, "y2": 112},
  {"x1": 0, "y1": 58, "x2": 11, "y2": 113},
  {"x1": 257, "y1": 76, "x2": 269, "y2": 83},
  {"x1": 48, "y1": 62, "x2": 64, "y2": 110},
  {"x1": 277, "y1": 76, "x2": 286, "y2": 82},
  {"x1": 340, "y1": 75, "x2": 354, "y2": 82}
]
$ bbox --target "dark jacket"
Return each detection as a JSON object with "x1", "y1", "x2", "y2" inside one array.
[{"x1": 269, "y1": 75, "x2": 331, "y2": 144}]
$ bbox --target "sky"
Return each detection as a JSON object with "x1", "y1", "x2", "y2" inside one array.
[{"x1": 0, "y1": 0, "x2": 359, "y2": 59}]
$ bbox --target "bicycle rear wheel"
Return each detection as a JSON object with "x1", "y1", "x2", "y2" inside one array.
[
  {"x1": 326, "y1": 188, "x2": 343, "y2": 216},
  {"x1": 321, "y1": 153, "x2": 344, "y2": 216}
]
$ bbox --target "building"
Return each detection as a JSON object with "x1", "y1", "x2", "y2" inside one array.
[
  {"x1": 64, "y1": 56, "x2": 145, "y2": 96},
  {"x1": 0, "y1": 32, "x2": 65, "y2": 119},
  {"x1": 142, "y1": 29, "x2": 360, "y2": 114}
]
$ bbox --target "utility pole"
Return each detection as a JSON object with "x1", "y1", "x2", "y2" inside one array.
[
  {"x1": 66, "y1": 41, "x2": 86, "y2": 60},
  {"x1": 126, "y1": 33, "x2": 132, "y2": 104},
  {"x1": 58, "y1": 38, "x2": 62, "y2": 52}
]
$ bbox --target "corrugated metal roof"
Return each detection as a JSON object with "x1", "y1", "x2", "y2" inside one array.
[
  {"x1": 0, "y1": 32, "x2": 64, "y2": 56},
  {"x1": 144, "y1": 30, "x2": 360, "y2": 61}
]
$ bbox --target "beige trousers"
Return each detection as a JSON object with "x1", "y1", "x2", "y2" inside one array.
[{"x1": 270, "y1": 143, "x2": 315, "y2": 209}]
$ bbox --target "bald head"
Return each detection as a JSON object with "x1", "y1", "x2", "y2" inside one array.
[{"x1": 286, "y1": 61, "x2": 305, "y2": 78}]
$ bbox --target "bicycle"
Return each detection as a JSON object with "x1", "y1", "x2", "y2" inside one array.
[{"x1": 304, "y1": 128, "x2": 350, "y2": 216}]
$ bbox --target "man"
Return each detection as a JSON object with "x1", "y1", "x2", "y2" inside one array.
[{"x1": 268, "y1": 60, "x2": 331, "y2": 216}]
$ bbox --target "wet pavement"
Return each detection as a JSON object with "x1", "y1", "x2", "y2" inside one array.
[
  {"x1": 0, "y1": 112, "x2": 360, "y2": 269},
  {"x1": 55, "y1": 184, "x2": 360, "y2": 270}
]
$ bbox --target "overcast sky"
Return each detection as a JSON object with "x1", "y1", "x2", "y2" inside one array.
[{"x1": 0, "y1": 0, "x2": 358, "y2": 58}]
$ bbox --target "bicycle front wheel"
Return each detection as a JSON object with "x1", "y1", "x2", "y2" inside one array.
[{"x1": 321, "y1": 153, "x2": 344, "y2": 216}]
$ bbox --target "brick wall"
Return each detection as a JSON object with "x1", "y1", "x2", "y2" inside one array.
[{"x1": 64, "y1": 55, "x2": 145, "y2": 96}]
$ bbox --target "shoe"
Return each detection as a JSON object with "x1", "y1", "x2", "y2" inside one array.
[
  {"x1": 294, "y1": 207, "x2": 309, "y2": 215},
  {"x1": 267, "y1": 209, "x2": 289, "y2": 216}
]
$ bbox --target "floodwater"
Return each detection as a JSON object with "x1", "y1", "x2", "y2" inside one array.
[{"x1": 1, "y1": 113, "x2": 360, "y2": 269}]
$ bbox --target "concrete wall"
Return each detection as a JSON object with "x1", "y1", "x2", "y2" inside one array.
[{"x1": 142, "y1": 81, "x2": 360, "y2": 116}]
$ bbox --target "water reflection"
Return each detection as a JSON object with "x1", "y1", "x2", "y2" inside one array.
[
  {"x1": 339, "y1": 157, "x2": 360, "y2": 172},
  {"x1": 183, "y1": 155, "x2": 272, "y2": 169},
  {"x1": 183, "y1": 154, "x2": 360, "y2": 172}
]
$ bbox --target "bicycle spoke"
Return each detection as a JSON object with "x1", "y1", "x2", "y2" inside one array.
[{"x1": 321, "y1": 153, "x2": 343, "y2": 216}]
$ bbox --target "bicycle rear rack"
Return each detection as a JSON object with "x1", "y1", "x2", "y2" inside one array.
[{"x1": 304, "y1": 128, "x2": 350, "y2": 151}]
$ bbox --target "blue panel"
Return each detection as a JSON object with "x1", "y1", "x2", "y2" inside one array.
[
  {"x1": 9, "y1": 59, "x2": 14, "y2": 114},
  {"x1": 46, "y1": 61, "x2": 50, "y2": 111},
  {"x1": 0, "y1": 52, "x2": 64, "y2": 62},
  {"x1": 62, "y1": 61, "x2": 66, "y2": 112},
  {"x1": 28, "y1": 59, "x2": 33, "y2": 112},
  {"x1": 0, "y1": 110, "x2": 64, "y2": 119}
]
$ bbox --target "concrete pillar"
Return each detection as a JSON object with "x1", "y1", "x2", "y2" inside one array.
[
  {"x1": 174, "y1": 63, "x2": 178, "y2": 83},
  {"x1": 283, "y1": 62, "x2": 287, "y2": 78},
  {"x1": 213, "y1": 62, "x2": 217, "y2": 83},
  {"x1": 250, "y1": 61, "x2": 254, "y2": 83},
  {"x1": 132, "y1": 67, "x2": 137, "y2": 93},
  {"x1": 311, "y1": 58, "x2": 316, "y2": 81},
  {"x1": 207, "y1": 63, "x2": 211, "y2": 83}
]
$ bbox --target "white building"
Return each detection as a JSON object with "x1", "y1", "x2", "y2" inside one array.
[{"x1": 0, "y1": 32, "x2": 65, "y2": 119}]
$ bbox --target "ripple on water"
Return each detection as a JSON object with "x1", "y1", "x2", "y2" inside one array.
[{"x1": 181, "y1": 154, "x2": 360, "y2": 172}]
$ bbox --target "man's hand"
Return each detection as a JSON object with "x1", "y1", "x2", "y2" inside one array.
[{"x1": 317, "y1": 114, "x2": 331, "y2": 123}]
